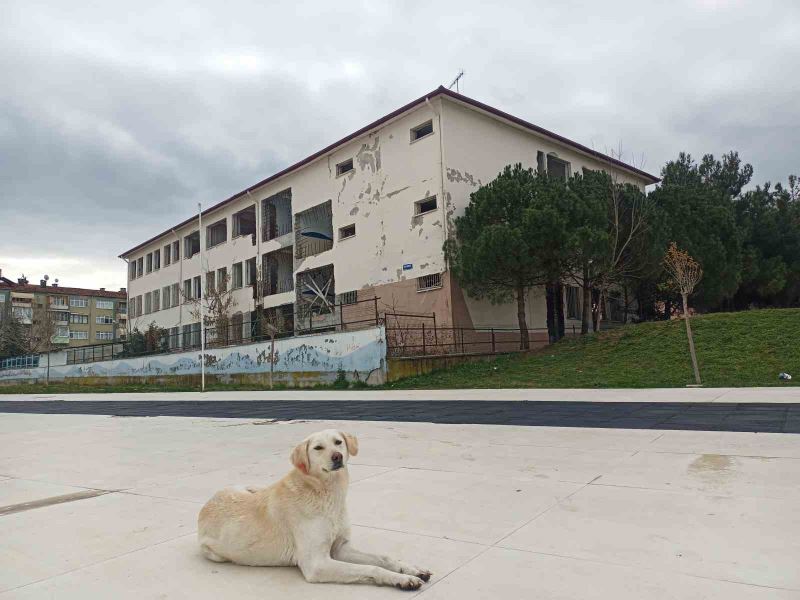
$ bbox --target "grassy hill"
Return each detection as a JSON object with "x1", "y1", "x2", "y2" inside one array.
[{"x1": 387, "y1": 308, "x2": 800, "y2": 389}]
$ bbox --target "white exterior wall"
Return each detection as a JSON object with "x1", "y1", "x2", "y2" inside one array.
[
  {"x1": 124, "y1": 101, "x2": 449, "y2": 332},
  {"x1": 123, "y1": 93, "x2": 653, "y2": 334},
  {"x1": 439, "y1": 98, "x2": 652, "y2": 329}
]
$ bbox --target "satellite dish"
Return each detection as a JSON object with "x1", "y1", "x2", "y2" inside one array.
[
  {"x1": 54, "y1": 279, "x2": 59, "y2": 284},
  {"x1": 44, "y1": 275, "x2": 49, "y2": 281}
]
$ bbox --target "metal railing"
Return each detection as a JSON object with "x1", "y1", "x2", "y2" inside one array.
[
  {"x1": 386, "y1": 325, "x2": 546, "y2": 357},
  {"x1": 63, "y1": 297, "x2": 382, "y2": 366}
]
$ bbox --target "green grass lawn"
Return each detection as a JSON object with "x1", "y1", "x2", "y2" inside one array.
[{"x1": 386, "y1": 308, "x2": 800, "y2": 389}]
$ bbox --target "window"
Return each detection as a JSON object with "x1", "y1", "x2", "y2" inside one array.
[
  {"x1": 206, "y1": 272, "x2": 215, "y2": 295},
  {"x1": 172, "y1": 240, "x2": 180, "y2": 261},
  {"x1": 136, "y1": 257, "x2": 143, "y2": 277},
  {"x1": 336, "y1": 158, "x2": 354, "y2": 176},
  {"x1": 12, "y1": 306, "x2": 32, "y2": 322},
  {"x1": 232, "y1": 262, "x2": 243, "y2": 289},
  {"x1": 152, "y1": 289, "x2": 160, "y2": 312},
  {"x1": 339, "y1": 224, "x2": 356, "y2": 240},
  {"x1": 183, "y1": 279, "x2": 192, "y2": 301},
  {"x1": 96, "y1": 300, "x2": 114, "y2": 309},
  {"x1": 69, "y1": 331, "x2": 89, "y2": 340},
  {"x1": 96, "y1": 331, "x2": 114, "y2": 341},
  {"x1": 136, "y1": 295, "x2": 142, "y2": 316},
  {"x1": 162, "y1": 286, "x2": 171, "y2": 310},
  {"x1": 217, "y1": 267, "x2": 227, "y2": 292},
  {"x1": 417, "y1": 273, "x2": 442, "y2": 291},
  {"x1": 164, "y1": 244, "x2": 171, "y2": 266},
  {"x1": 546, "y1": 154, "x2": 570, "y2": 180},
  {"x1": 537, "y1": 151, "x2": 546, "y2": 175},
  {"x1": 245, "y1": 257, "x2": 257, "y2": 286},
  {"x1": 566, "y1": 286, "x2": 580, "y2": 319},
  {"x1": 184, "y1": 231, "x2": 200, "y2": 259},
  {"x1": 70, "y1": 313, "x2": 89, "y2": 324},
  {"x1": 144, "y1": 292, "x2": 152, "y2": 314},
  {"x1": 171, "y1": 283, "x2": 179, "y2": 308},
  {"x1": 154, "y1": 249, "x2": 161, "y2": 270},
  {"x1": 233, "y1": 206, "x2": 256, "y2": 238},
  {"x1": 96, "y1": 315, "x2": 114, "y2": 324},
  {"x1": 146, "y1": 252, "x2": 153, "y2": 273},
  {"x1": 206, "y1": 219, "x2": 227, "y2": 249},
  {"x1": 193, "y1": 276, "x2": 202, "y2": 300},
  {"x1": 118, "y1": 302, "x2": 126, "y2": 314},
  {"x1": 129, "y1": 300, "x2": 136, "y2": 319},
  {"x1": 0, "y1": 354, "x2": 39, "y2": 370},
  {"x1": 70, "y1": 297, "x2": 88, "y2": 308},
  {"x1": 338, "y1": 290, "x2": 357, "y2": 305},
  {"x1": 129, "y1": 261, "x2": 137, "y2": 280},
  {"x1": 49, "y1": 295, "x2": 68, "y2": 308},
  {"x1": 411, "y1": 120, "x2": 433, "y2": 142},
  {"x1": 415, "y1": 196, "x2": 438, "y2": 215}
]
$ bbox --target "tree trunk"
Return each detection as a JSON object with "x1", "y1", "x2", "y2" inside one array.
[
  {"x1": 555, "y1": 282, "x2": 565, "y2": 340},
  {"x1": 545, "y1": 283, "x2": 556, "y2": 343},
  {"x1": 663, "y1": 299, "x2": 671, "y2": 320},
  {"x1": 622, "y1": 284, "x2": 629, "y2": 324},
  {"x1": 581, "y1": 264, "x2": 591, "y2": 335},
  {"x1": 516, "y1": 284, "x2": 530, "y2": 350},
  {"x1": 592, "y1": 288, "x2": 600, "y2": 332},
  {"x1": 682, "y1": 292, "x2": 702, "y2": 385}
]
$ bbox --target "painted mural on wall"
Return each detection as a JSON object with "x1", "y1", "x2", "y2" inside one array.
[{"x1": 0, "y1": 327, "x2": 385, "y2": 382}]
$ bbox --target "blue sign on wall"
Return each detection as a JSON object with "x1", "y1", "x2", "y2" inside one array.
[{"x1": 402, "y1": 263, "x2": 413, "y2": 271}]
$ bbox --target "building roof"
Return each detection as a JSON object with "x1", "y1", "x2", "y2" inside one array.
[
  {"x1": 120, "y1": 86, "x2": 660, "y2": 258},
  {"x1": 0, "y1": 282, "x2": 126, "y2": 300}
]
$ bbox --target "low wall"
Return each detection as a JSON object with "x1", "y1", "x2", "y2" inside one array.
[
  {"x1": 0, "y1": 327, "x2": 387, "y2": 387},
  {"x1": 386, "y1": 351, "x2": 524, "y2": 382}
]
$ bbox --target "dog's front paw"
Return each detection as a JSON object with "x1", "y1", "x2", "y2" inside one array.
[
  {"x1": 393, "y1": 574, "x2": 424, "y2": 591},
  {"x1": 399, "y1": 562, "x2": 432, "y2": 582}
]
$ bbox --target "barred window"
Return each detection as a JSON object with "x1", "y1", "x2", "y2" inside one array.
[{"x1": 417, "y1": 273, "x2": 442, "y2": 291}]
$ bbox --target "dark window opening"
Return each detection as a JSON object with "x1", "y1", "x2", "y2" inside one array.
[
  {"x1": 546, "y1": 154, "x2": 570, "y2": 181},
  {"x1": 184, "y1": 231, "x2": 200, "y2": 259},
  {"x1": 262, "y1": 189, "x2": 293, "y2": 242},
  {"x1": 233, "y1": 206, "x2": 256, "y2": 238},
  {"x1": 336, "y1": 158, "x2": 354, "y2": 176},
  {"x1": 411, "y1": 120, "x2": 433, "y2": 141},
  {"x1": 339, "y1": 224, "x2": 356, "y2": 240},
  {"x1": 417, "y1": 273, "x2": 442, "y2": 291},
  {"x1": 206, "y1": 219, "x2": 227, "y2": 249},
  {"x1": 415, "y1": 196, "x2": 437, "y2": 215}
]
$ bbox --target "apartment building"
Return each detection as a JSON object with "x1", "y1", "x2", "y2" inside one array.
[
  {"x1": 120, "y1": 87, "x2": 658, "y2": 341},
  {"x1": 0, "y1": 276, "x2": 127, "y2": 347}
]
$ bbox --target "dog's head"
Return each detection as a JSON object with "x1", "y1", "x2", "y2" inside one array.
[{"x1": 291, "y1": 429, "x2": 359, "y2": 478}]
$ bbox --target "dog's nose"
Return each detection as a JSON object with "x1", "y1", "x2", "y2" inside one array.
[{"x1": 331, "y1": 452, "x2": 343, "y2": 463}]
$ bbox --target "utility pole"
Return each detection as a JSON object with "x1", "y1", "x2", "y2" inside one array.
[{"x1": 198, "y1": 202, "x2": 206, "y2": 392}]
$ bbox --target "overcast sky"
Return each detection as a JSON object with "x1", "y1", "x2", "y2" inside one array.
[{"x1": 1, "y1": 0, "x2": 798, "y2": 290}]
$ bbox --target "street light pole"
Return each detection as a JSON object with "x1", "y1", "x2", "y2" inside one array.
[{"x1": 198, "y1": 202, "x2": 206, "y2": 392}]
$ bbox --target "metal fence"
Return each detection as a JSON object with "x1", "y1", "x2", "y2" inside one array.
[
  {"x1": 64, "y1": 297, "x2": 381, "y2": 366},
  {"x1": 385, "y1": 325, "x2": 543, "y2": 357}
]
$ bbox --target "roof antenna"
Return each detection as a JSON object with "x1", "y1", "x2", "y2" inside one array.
[{"x1": 448, "y1": 69, "x2": 465, "y2": 93}]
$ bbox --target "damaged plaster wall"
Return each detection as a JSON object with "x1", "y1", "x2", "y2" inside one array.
[{"x1": 440, "y1": 98, "x2": 654, "y2": 329}]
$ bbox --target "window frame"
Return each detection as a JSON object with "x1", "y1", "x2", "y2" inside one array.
[
  {"x1": 338, "y1": 223, "x2": 356, "y2": 240},
  {"x1": 335, "y1": 158, "x2": 354, "y2": 177},
  {"x1": 410, "y1": 120, "x2": 434, "y2": 143},
  {"x1": 414, "y1": 195, "x2": 438, "y2": 216},
  {"x1": 417, "y1": 273, "x2": 443, "y2": 292}
]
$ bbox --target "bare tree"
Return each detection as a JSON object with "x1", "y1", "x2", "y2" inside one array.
[
  {"x1": 182, "y1": 272, "x2": 238, "y2": 347},
  {"x1": 27, "y1": 302, "x2": 59, "y2": 384},
  {"x1": 664, "y1": 242, "x2": 703, "y2": 385}
]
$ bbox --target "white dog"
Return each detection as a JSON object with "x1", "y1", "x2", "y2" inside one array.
[{"x1": 197, "y1": 429, "x2": 432, "y2": 590}]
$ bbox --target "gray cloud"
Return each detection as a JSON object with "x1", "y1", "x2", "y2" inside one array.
[{"x1": 1, "y1": 0, "x2": 798, "y2": 289}]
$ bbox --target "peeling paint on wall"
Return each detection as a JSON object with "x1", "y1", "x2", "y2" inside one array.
[
  {"x1": 386, "y1": 186, "x2": 410, "y2": 198},
  {"x1": 356, "y1": 137, "x2": 382, "y2": 173},
  {"x1": 446, "y1": 167, "x2": 481, "y2": 187}
]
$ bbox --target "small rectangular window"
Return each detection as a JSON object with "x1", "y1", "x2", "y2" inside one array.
[
  {"x1": 96, "y1": 300, "x2": 114, "y2": 309},
  {"x1": 339, "y1": 224, "x2": 356, "y2": 240},
  {"x1": 336, "y1": 158, "x2": 354, "y2": 176},
  {"x1": 417, "y1": 273, "x2": 442, "y2": 291},
  {"x1": 162, "y1": 286, "x2": 171, "y2": 309},
  {"x1": 206, "y1": 219, "x2": 227, "y2": 249},
  {"x1": 153, "y1": 249, "x2": 161, "y2": 270},
  {"x1": 193, "y1": 276, "x2": 202, "y2": 300},
  {"x1": 206, "y1": 272, "x2": 215, "y2": 295},
  {"x1": 415, "y1": 196, "x2": 437, "y2": 215},
  {"x1": 245, "y1": 257, "x2": 257, "y2": 286},
  {"x1": 144, "y1": 292, "x2": 152, "y2": 314},
  {"x1": 146, "y1": 253, "x2": 153, "y2": 273},
  {"x1": 152, "y1": 289, "x2": 160, "y2": 312},
  {"x1": 232, "y1": 262, "x2": 243, "y2": 289},
  {"x1": 411, "y1": 120, "x2": 433, "y2": 142},
  {"x1": 183, "y1": 279, "x2": 192, "y2": 301},
  {"x1": 217, "y1": 267, "x2": 227, "y2": 292},
  {"x1": 184, "y1": 231, "x2": 200, "y2": 258},
  {"x1": 172, "y1": 240, "x2": 180, "y2": 261},
  {"x1": 171, "y1": 283, "x2": 179, "y2": 308},
  {"x1": 164, "y1": 244, "x2": 171, "y2": 266}
]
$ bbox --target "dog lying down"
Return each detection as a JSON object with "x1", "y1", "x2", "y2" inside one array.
[{"x1": 198, "y1": 429, "x2": 432, "y2": 590}]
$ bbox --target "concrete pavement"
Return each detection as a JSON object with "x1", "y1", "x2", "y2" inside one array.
[{"x1": 1, "y1": 411, "x2": 799, "y2": 598}]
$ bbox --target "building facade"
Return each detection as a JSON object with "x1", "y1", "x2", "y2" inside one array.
[
  {"x1": 120, "y1": 87, "x2": 658, "y2": 343},
  {"x1": 0, "y1": 277, "x2": 127, "y2": 347}
]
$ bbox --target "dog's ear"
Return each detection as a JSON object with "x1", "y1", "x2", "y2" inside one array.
[
  {"x1": 340, "y1": 432, "x2": 359, "y2": 457},
  {"x1": 291, "y1": 440, "x2": 309, "y2": 474}
]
